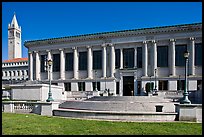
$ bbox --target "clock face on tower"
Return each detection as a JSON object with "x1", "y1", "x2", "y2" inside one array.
[
  {"x1": 9, "y1": 31, "x2": 14, "y2": 37},
  {"x1": 16, "y1": 32, "x2": 20, "y2": 38}
]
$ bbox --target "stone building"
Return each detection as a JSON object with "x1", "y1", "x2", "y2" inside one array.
[{"x1": 24, "y1": 23, "x2": 202, "y2": 96}]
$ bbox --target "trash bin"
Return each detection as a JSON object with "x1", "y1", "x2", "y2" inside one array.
[{"x1": 155, "y1": 105, "x2": 163, "y2": 112}]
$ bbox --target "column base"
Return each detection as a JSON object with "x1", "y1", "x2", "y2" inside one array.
[
  {"x1": 141, "y1": 76, "x2": 149, "y2": 79},
  {"x1": 86, "y1": 77, "x2": 93, "y2": 79},
  {"x1": 58, "y1": 78, "x2": 65, "y2": 80},
  {"x1": 188, "y1": 74, "x2": 196, "y2": 78},
  {"x1": 169, "y1": 75, "x2": 176, "y2": 77}
]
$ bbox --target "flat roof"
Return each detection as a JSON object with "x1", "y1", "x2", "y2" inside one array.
[
  {"x1": 24, "y1": 22, "x2": 202, "y2": 44},
  {"x1": 3, "y1": 58, "x2": 28, "y2": 63}
]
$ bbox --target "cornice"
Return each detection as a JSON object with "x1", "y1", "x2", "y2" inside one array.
[{"x1": 24, "y1": 23, "x2": 202, "y2": 47}]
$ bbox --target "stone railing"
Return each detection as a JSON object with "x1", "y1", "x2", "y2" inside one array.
[
  {"x1": 66, "y1": 91, "x2": 94, "y2": 100},
  {"x1": 2, "y1": 101, "x2": 60, "y2": 116},
  {"x1": 163, "y1": 91, "x2": 183, "y2": 102},
  {"x1": 13, "y1": 101, "x2": 34, "y2": 113}
]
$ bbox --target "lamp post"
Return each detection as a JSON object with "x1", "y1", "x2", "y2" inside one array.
[
  {"x1": 181, "y1": 51, "x2": 191, "y2": 104},
  {"x1": 178, "y1": 75, "x2": 181, "y2": 92},
  {"x1": 150, "y1": 76, "x2": 152, "y2": 93},
  {"x1": 105, "y1": 76, "x2": 107, "y2": 92},
  {"x1": 154, "y1": 69, "x2": 157, "y2": 92},
  {"x1": 46, "y1": 59, "x2": 54, "y2": 102},
  {"x1": 94, "y1": 70, "x2": 98, "y2": 91}
]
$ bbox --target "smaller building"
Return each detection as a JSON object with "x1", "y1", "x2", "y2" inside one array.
[{"x1": 2, "y1": 58, "x2": 29, "y2": 84}]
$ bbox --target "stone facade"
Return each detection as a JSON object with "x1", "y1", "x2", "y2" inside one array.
[{"x1": 24, "y1": 23, "x2": 202, "y2": 97}]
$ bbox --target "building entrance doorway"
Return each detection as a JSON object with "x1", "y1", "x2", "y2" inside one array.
[{"x1": 123, "y1": 76, "x2": 134, "y2": 96}]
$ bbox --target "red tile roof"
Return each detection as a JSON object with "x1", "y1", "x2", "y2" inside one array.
[{"x1": 3, "y1": 58, "x2": 28, "y2": 63}]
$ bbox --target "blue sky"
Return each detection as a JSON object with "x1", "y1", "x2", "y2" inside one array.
[{"x1": 2, "y1": 2, "x2": 202, "y2": 61}]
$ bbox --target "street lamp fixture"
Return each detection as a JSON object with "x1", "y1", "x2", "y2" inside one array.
[
  {"x1": 46, "y1": 59, "x2": 54, "y2": 102},
  {"x1": 150, "y1": 76, "x2": 152, "y2": 93},
  {"x1": 153, "y1": 69, "x2": 158, "y2": 95},
  {"x1": 94, "y1": 70, "x2": 98, "y2": 91},
  {"x1": 180, "y1": 51, "x2": 191, "y2": 104},
  {"x1": 178, "y1": 75, "x2": 182, "y2": 92},
  {"x1": 104, "y1": 76, "x2": 107, "y2": 92}
]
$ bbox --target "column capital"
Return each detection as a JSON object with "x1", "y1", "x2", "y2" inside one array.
[
  {"x1": 59, "y1": 48, "x2": 64, "y2": 51},
  {"x1": 108, "y1": 43, "x2": 115, "y2": 47},
  {"x1": 28, "y1": 51, "x2": 33, "y2": 54},
  {"x1": 170, "y1": 39, "x2": 176, "y2": 42},
  {"x1": 101, "y1": 43, "x2": 107, "y2": 47},
  {"x1": 143, "y1": 41, "x2": 147, "y2": 44},
  {"x1": 151, "y1": 40, "x2": 157, "y2": 43},
  {"x1": 46, "y1": 50, "x2": 51, "y2": 52},
  {"x1": 87, "y1": 46, "x2": 92, "y2": 49},
  {"x1": 72, "y1": 47, "x2": 77, "y2": 50},
  {"x1": 190, "y1": 37, "x2": 196, "y2": 41},
  {"x1": 33, "y1": 51, "x2": 39, "y2": 53}
]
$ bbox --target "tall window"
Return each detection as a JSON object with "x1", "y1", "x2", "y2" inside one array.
[
  {"x1": 157, "y1": 46, "x2": 168, "y2": 67},
  {"x1": 115, "y1": 49, "x2": 120, "y2": 69},
  {"x1": 195, "y1": 43, "x2": 202, "y2": 66},
  {"x1": 175, "y1": 44, "x2": 186, "y2": 66},
  {"x1": 40, "y1": 55, "x2": 47, "y2": 72},
  {"x1": 116, "y1": 82, "x2": 120, "y2": 95},
  {"x1": 123, "y1": 48, "x2": 134, "y2": 68},
  {"x1": 53, "y1": 54, "x2": 60, "y2": 72},
  {"x1": 177, "y1": 80, "x2": 185, "y2": 90},
  {"x1": 93, "y1": 50, "x2": 102, "y2": 69},
  {"x1": 9, "y1": 31, "x2": 14, "y2": 37},
  {"x1": 78, "y1": 82, "x2": 85, "y2": 91},
  {"x1": 64, "y1": 83, "x2": 71, "y2": 91},
  {"x1": 65, "y1": 53, "x2": 73, "y2": 71},
  {"x1": 137, "y1": 47, "x2": 142, "y2": 68},
  {"x1": 79, "y1": 51, "x2": 87, "y2": 70},
  {"x1": 92, "y1": 82, "x2": 100, "y2": 91},
  {"x1": 16, "y1": 32, "x2": 20, "y2": 38},
  {"x1": 158, "y1": 80, "x2": 168, "y2": 90},
  {"x1": 197, "y1": 80, "x2": 202, "y2": 90}
]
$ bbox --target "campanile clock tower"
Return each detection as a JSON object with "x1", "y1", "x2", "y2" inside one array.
[{"x1": 8, "y1": 12, "x2": 22, "y2": 59}]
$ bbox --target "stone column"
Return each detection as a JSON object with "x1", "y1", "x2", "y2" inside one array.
[
  {"x1": 47, "y1": 50, "x2": 53, "y2": 80},
  {"x1": 29, "y1": 51, "x2": 33, "y2": 81},
  {"x1": 72, "y1": 47, "x2": 78, "y2": 79},
  {"x1": 110, "y1": 43, "x2": 115, "y2": 78},
  {"x1": 19, "y1": 70, "x2": 22, "y2": 80},
  {"x1": 59, "y1": 48, "x2": 65, "y2": 80},
  {"x1": 7, "y1": 71, "x2": 10, "y2": 78},
  {"x1": 134, "y1": 47, "x2": 137, "y2": 68},
  {"x1": 152, "y1": 40, "x2": 157, "y2": 76},
  {"x1": 119, "y1": 72, "x2": 123, "y2": 96},
  {"x1": 169, "y1": 39, "x2": 176, "y2": 76},
  {"x1": 134, "y1": 70, "x2": 138, "y2": 96},
  {"x1": 142, "y1": 41, "x2": 148, "y2": 77},
  {"x1": 120, "y1": 48, "x2": 123, "y2": 69},
  {"x1": 2, "y1": 71, "x2": 5, "y2": 77},
  {"x1": 102, "y1": 44, "x2": 107, "y2": 78},
  {"x1": 35, "y1": 51, "x2": 40, "y2": 80},
  {"x1": 87, "y1": 46, "x2": 93, "y2": 79},
  {"x1": 15, "y1": 70, "x2": 18, "y2": 80},
  {"x1": 24, "y1": 70, "x2": 27, "y2": 77},
  {"x1": 189, "y1": 37, "x2": 195, "y2": 75}
]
